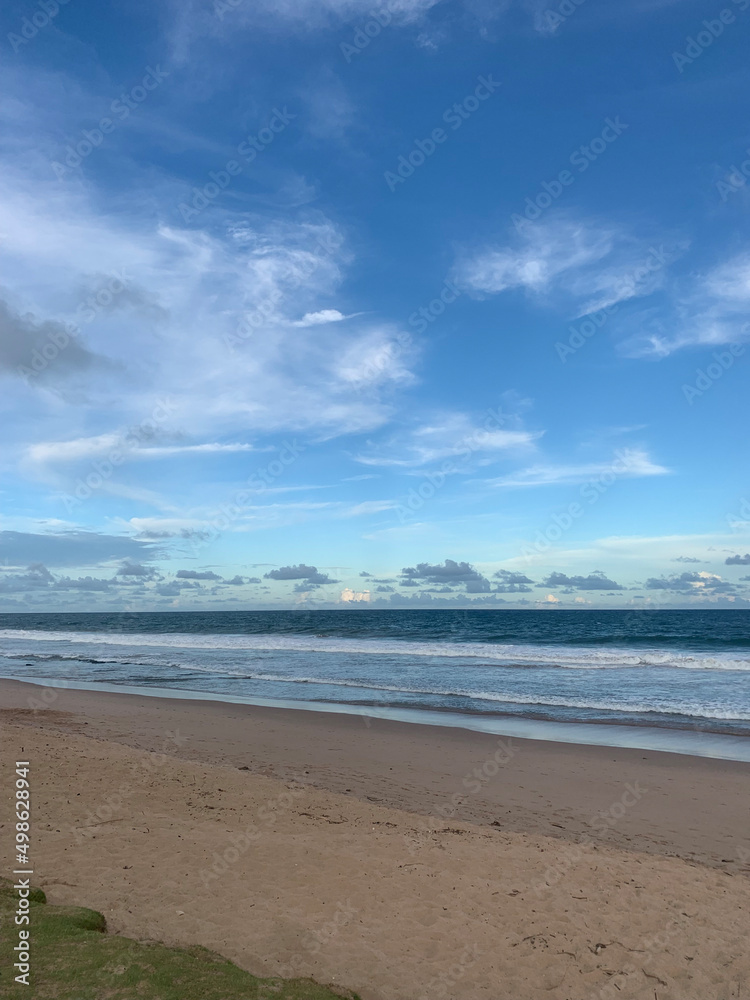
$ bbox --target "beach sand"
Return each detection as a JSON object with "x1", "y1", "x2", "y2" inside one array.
[{"x1": 1, "y1": 678, "x2": 749, "y2": 999}]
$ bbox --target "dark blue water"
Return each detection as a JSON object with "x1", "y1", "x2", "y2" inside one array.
[{"x1": 1, "y1": 610, "x2": 749, "y2": 737}]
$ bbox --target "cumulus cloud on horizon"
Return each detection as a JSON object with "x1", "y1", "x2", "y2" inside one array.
[
  {"x1": 542, "y1": 571, "x2": 624, "y2": 591},
  {"x1": 264, "y1": 564, "x2": 340, "y2": 586}
]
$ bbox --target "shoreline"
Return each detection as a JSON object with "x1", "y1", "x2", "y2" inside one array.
[
  {"x1": 3, "y1": 672, "x2": 750, "y2": 761},
  {"x1": 3, "y1": 677, "x2": 750, "y2": 871}
]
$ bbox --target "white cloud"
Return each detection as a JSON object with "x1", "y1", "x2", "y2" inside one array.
[
  {"x1": 124, "y1": 517, "x2": 211, "y2": 537},
  {"x1": 122, "y1": 496, "x2": 347, "y2": 537},
  {"x1": 340, "y1": 587, "x2": 371, "y2": 602},
  {"x1": 454, "y1": 214, "x2": 750, "y2": 360},
  {"x1": 98, "y1": 483, "x2": 179, "y2": 511},
  {"x1": 165, "y1": 0, "x2": 442, "y2": 66},
  {"x1": 340, "y1": 500, "x2": 398, "y2": 516},
  {"x1": 620, "y1": 252, "x2": 750, "y2": 357},
  {"x1": 703, "y1": 254, "x2": 750, "y2": 303},
  {"x1": 453, "y1": 216, "x2": 688, "y2": 326},
  {"x1": 299, "y1": 68, "x2": 357, "y2": 140},
  {"x1": 28, "y1": 437, "x2": 257, "y2": 464},
  {"x1": 293, "y1": 309, "x2": 349, "y2": 326},
  {"x1": 27, "y1": 434, "x2": 123, "y2": 464},
  {"x1": 356, "y1": 411, "x2": 541, "y2": 467},
  {"x1": 0, "y1": 158, "x2": 419, "y2": 460},
  {"x1": 235, "y1": 0, "x2": 440, "y2": 25},
  {"x1": 144, "y1": 443, "x2": 256, "y2": 456},
  {"x1": 453, "y1": 218, "x2": 617, "y2": 297},
  {"x1": 484, "y1": 448, "x2": 669, "y2": 488},
  {"x1": 333, "y1": 326, "x2": 418, "y2": 390}
]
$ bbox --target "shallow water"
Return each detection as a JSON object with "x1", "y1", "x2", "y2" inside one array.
[{"x1": 2, "y1": 609, "x2": 749, "y2": 739}]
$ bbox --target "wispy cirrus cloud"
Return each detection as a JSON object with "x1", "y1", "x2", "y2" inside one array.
[
  {"x1": 340, "y1": 499, "x2": 399, "y2": 516},
  {"x1": 0, "y1": 161, "x2": 418, "y2": 458},
  {"x1": 218, "y1": 0, "x2": 441, "y2": 28},
  {"x1": 482, "y1": 447, "x2": 669, "y2": 488},
  {"x1": 453, "y1": 217, "x2": 625, "y2": 301},
  {"x1": 165, "y1": 0, "x2": 442, "y2": 67},
  {"x1": 453, "y1": 216, "x2": 692, "y2": 348},
  {"x1": 457, "y1": 214, "x2": 750, "y2": 360},
  {"x1": 332, "y1": 325, "x2": 418, "y2": 391},
  {"x1": 356, "y1": 411, "x2": 541, "y2": 468},
  {"x1": 621, "y1": 253, "x2": 750, "y2": 357},
  {"x1": 27, "y1": 436, "x2": 258, "y2": 464}
]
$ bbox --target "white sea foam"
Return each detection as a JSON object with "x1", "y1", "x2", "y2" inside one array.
[
  {"x1": 2, "y1": 626, "x2": 750, "y2": 726},
  {"x1": 156, "y1": 666, "x2": 750, "y2": 721},
  {"x1": 0, "y1": 628, "x2": 748, "y2": 672}
]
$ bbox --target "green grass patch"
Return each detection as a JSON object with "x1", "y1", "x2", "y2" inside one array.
[{"x1": 0, "y1": 878, "x2": 359, "y2": 999}]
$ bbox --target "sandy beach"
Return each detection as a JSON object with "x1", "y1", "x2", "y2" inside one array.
[{"x1": 2, "y1": 678, "x2": 749, "y2": 999}]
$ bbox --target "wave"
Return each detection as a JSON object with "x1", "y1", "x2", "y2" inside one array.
[
  {"x1": 0, "y1": 651, "x2": 184, "y2": 668},
  {"x1": 71, "y1": 661, "x2": 741, "y2": 722},
  {"x1": 4, "y1": 654, "x2": 745, "y2": 722},
  {"x1": 1, "y1": 628, "x2": 749, "y2": 672}
]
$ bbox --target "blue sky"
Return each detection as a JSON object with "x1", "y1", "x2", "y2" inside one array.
[{"x1": 1, "y1": 0, "x2": 749, "y2": 610}]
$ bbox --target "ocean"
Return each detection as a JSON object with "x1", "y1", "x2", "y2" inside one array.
[{"x1": 2, "y1": 610, "x2": 750, "y2": 752}]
